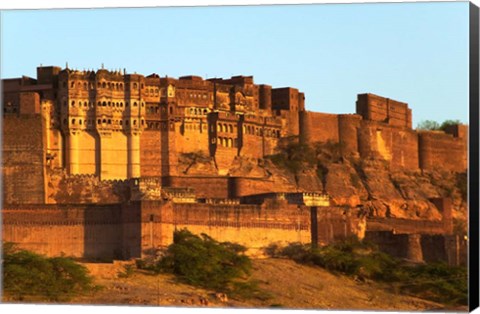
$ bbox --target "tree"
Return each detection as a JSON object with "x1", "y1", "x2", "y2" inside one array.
[{"x1": 416, "y1": 120, "x2": 441, "y2": 131}]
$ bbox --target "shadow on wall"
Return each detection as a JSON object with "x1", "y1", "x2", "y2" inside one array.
[{"x1": 83, "y1": 204, "x2": 141, "y2": 261}]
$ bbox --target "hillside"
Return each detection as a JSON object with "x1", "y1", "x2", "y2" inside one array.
[
  {"x1": 71, "y1": 258, "x2": 460, "y2": 311},
  {"x1": 177, "y1": 141, "x2": 467, "y2": 229}
]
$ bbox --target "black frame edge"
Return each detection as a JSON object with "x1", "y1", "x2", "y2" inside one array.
[{"x1": 469, "y1": 1, "x2": 480, "y2": 312}]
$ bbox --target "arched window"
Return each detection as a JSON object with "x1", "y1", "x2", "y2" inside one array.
[
  {"x1": 108, "y1": 119, "x2": 111, "y2": 124},
  {"x1": 97, "y1": 82, "x2": 101, "y2": 88},
  {"x1": 120, "y1": 83, "x2": 123, "y2": 89},
  {"x1": 79, "y1": 101, "x2": 82, "y2": 107},
  {"x1": 97, "y1": 119, "x2": 101, "y2": 124},
  {"x1": 133, "y1": 83, "x2": 138, "y2": 89},
  {"x1": 71, "y1": 101, "x2": 75, "y2": 107},
  {"x1": 133, "y1": 120, "x2": 137, "y2": 126},
  {"x1": 97, "y1": 101, "x2": 101, "y2": 106},
  {"x1": 102, "y1": 101, "x2": 106, "y2": 107},
  {"x1": 79, "y1": 119, "x2": 82, "y2": 125},
  {"x1": 120, "y1": 120, "x2": 123, "y2": 125},
  {"x1": 229, "y1": 125, "x2": 233, "y2": 133},
  {"x1": 83, "y1": 82, "x2": 87, "y2": 90},
  {"x1": 133, "y1": 102, "x2": 137, "y2": 107},
  {"x1": 102, "y1": 119, "x2": 106, "y2": 124},
  {"x1": 70, "y1": 81, "x2": 75, "y2": 88},
  {"x1": 102, "y1": 82, "x2": 106, "y2": 88},
  {"x1": 71, "y1": 119, "x2": 76, "y2": 124}
]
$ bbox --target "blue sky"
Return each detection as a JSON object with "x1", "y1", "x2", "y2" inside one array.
[{"x1": 1, "y1": 2, "x2": 470, "y2": 126}]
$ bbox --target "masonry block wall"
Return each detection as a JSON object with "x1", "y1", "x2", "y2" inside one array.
[
  {"x1": 418, "y1": 131, "x2": 467, "y2": 172},
  {"x1": 3, "y1": 201, "x2": 366, "y2": 259},
  {"x1": 356, "y1": 93, "x2": 412, "y2": 128},
  {"x1": 2, "y1": 115, "x2": 47, "y2": 204},
  {"x1": 336, "y1": 114, "x2": 361, "y2": 156},
  {"x1": 300, "y1": 111, "x2": 339, "y2": 144}
]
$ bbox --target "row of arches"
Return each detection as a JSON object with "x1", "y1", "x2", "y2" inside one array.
[
  {"x1": 67, "y1": 100, "x2": 145, "y2": 108},
  {"x1": 146, "y1": 88, "x2": 160, "y2": 97},
  {"x1": 243, "y1": 125, "x2": 281, "y2": 138},
  {"x1": 66, "y1": 80, "x2": 148, "y2": 91},
  {"x1": 63, "y1": 118, "x2": 145, "y2": 127},
  {"x1": 147, "y1": 121, "x2": 168, "y2": 130},
  {"x1": 184, "y1": 123, "x2": 207, "y2": 131},
  {"x1": 217, "y1": 123, "x2": 235, "y2": 133},
  {"x1": 187, "y1": 107, "x2": 209, "y2": 115},
  {"x1": 217, "y1": 137, "x2": 237, "y2": 148}
]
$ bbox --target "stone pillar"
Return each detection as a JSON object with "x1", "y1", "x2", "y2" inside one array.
[
  {"x1": 407, "y1": 234, "x2": 423, "y2": 262},
  {"x1": 445, "y1": 235, "x2": 460, "y2": 266},
  {"x1": 68, "y1": 131, "x2": 79, "y2": 174},
  {"x1": 310, "y1": 206, "x2": 318, "y2": 248},
  {"x1": 128, "y1": 131, "x2": 141, "y2": 178}
]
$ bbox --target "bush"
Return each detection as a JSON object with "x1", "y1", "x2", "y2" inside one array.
[
  {"x1": 267, "y1": 142, "x2": 316, "y2": 174},
  {"x1": 416, "y1": 119, "x2": 462, "y2": 131},
  {"x1": 273, "y1": 239, "x2": 467, "y2": 306},
  {"x1": 151, "y1": 229, "x2": 252, "y2": 293},
  {"x1": 2, "y1": 243, "x2": 93, "y2": 302},
  {"x1": 416, "y1": 120, "x2": 441, "y2": 131}
]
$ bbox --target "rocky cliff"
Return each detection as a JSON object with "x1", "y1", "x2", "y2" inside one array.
[{"x1": 177, "y1": 141, "x2": 467, "y2": 229}]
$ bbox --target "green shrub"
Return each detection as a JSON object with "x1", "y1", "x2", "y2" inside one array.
[
  {"x1": 274, "y1": 239, "x2": 467, "y2": 306},
  {"x1": 152, "y1": 229, "x2": 252, "y2": 292},
  {"x1": 117, "y1": 264, "x2": 135, "y2": 278},
  {"x1": 2, "y1": 243, "x2": 93, "y2": 302},
  {"x1": 266, "y1": 142, "x2": 316, "y2": 174}
]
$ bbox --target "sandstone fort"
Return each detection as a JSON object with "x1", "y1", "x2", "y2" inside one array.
[{"x1": 1, "y1": 65, "x2": 468, "y2": 264}]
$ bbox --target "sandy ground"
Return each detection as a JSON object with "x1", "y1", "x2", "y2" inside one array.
[{"x1": 68, "y1": 258, "x2": 464, "y2": 311}]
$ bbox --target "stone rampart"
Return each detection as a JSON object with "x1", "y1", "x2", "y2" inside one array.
[
  {"x1": 418, "y1": 131, "x2": 467, "y2": 172},
  {"x1": 299, "y1": 111, "x2": 339, "y2": 144},
  {"x1": 2, "y1": 115, "x2": 46, "y2": 204}
]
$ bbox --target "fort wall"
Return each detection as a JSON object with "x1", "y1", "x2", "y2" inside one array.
[
  {"x1": 2, "y1": 115, "x2": 47, "y2": 204},
  {"x1": 299, "y1": 111, "x2": 339, "y2": 144},
  {"x1": 140, "y1": 130, "x2": 163, "y2": 177},
  {"x1": 356, "y1": 93, "x2": 412, "y2": 128},
  {"x1": 365, "y1": 231, "x2": 466, "y2": 266},
  {"x1": 338, "y1": 114, "x2": 362, "y2": 156},
  {"x1": 418, "y1": 131, "x2": 467, "y2": 172}
]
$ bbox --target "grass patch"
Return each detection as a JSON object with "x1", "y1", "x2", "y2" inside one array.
[
  {"x1": 267, "y1": 239, "x2": 467, "y2": 306},
  {"x1": 2, "y1": 242, "x2": 94, "y2": 302}
]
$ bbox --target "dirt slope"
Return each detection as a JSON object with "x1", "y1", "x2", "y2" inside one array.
[{"x1": 72, "y1": 258, "x2": 451, "y2": 311}]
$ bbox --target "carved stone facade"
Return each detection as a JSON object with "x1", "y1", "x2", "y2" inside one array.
[{"x1": 1, "y1": 66, "x2": 467, "y2": 264}]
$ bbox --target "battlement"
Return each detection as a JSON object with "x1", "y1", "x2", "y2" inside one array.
[{"x1": 356, "y1": 93, "x2": 412, "y2": 128}]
